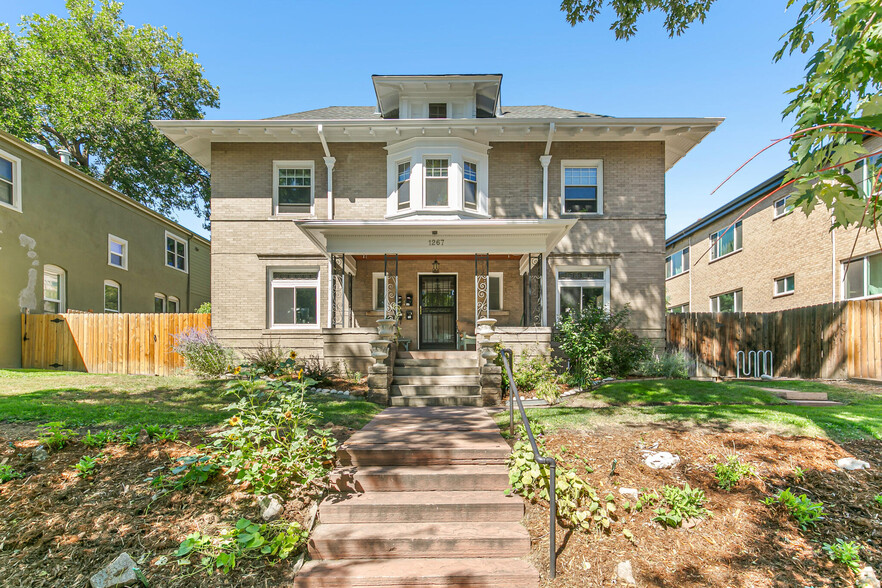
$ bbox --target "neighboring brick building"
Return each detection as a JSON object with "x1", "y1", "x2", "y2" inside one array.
[
  {"x1": 665, "y1": 137, "x2": 882, "y2": 314},
  {"x1": 155, "y1": 73, "x2": 721, "y2": 370}
]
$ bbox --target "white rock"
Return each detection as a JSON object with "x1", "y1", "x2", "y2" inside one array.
[
  {"x1": 644, "y1": 452, "x2": 681, "y2": 469},
  {"x1": 837, "y1": 457, "x2": 871, "y2": 471},
  {"x1": 342, "y1": 391, "x2": 350, "y2": 396},
  {"x1": 258, "y1": 494, "x2": 284, "y2": 521},
  {"x1": 89, "y1": 552, "x2": 138, "y2": 588},
  {"x1": 615, "y1": 560, "x2": 637, "y2": 585},
  {"x1": 31, "y1": 445, "x2": 49, "y2": 462},
  {"x1": 859, "y1": 566, "x2": 881, "y2": 588},
  {"x1": 619, "y1": 487, "x2": 639, "y2": 501}
]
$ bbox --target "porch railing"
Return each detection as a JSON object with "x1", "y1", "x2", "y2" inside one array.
[{"x1": 502, "y1": 348, "x2": 556, "y2": 579}]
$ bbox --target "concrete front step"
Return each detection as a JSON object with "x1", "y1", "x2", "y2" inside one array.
[
  {"x1": 398, "y1": 351, "x2": 475, "y2": 360},
  {"x1": 391, "y1": 384, "x2": 481, "y2": 397},
  {"x1": 394, "y1": 366, "x2": 481, "y2": 376},
  {"x1": 395, "y1": 358, "x2": 478, "y2": 368},
  {"x1": 329, "y1": 465, "x2": 511, "y2": 492},
  {"x1": 308, "y1": 522, "x2": 530, "y2": 560},
  {"x1": 392, "y1": 375, "x2": 481, "y2": 386},
  {"x1": 295, "y1": 557, "x2": 540, "y2": 587},
  {"x1": 390, "y1": 395, "x2": 483, "y2": 407},
  {"x1": 339, "y1": 441, "x2": 510, "y2": 466},
  {"x1": 319, "y1": 491, "x2": 524, "y2": 524}
]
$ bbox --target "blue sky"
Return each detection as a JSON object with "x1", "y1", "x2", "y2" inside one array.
[{"x1": 2, "y1": 0, "x2": 809, "y2": 240}]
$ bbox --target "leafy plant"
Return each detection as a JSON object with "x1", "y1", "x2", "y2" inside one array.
[
  {"x1": 74, "y1": 453, "x2": 101, "y2": 478},
  {"x1": 763, "y1": 488, "x2": 825, "y2": 529},
  {"x1": 823, "y1": 539, "x2": 862, "y2": 574},
  {"x1": 297, "y1": 355, "x2": 336, "y2": 387},
  {"x1": 82, "y1": 429, "x2": 117, "y2": 448},
  {"x1": 176, "y1": 518, "x2": 307, "y2": 575},
  {"x1": 119, "y1": 426, "x2": 141, "y2": 447},
  {"x1": 0, "y1": 464, "x2": 23, "y2": 483},
  {"x1": 793, "y1": 466, "x2": 806, "y2": 481},
  {"x1": 874, "y1": 494, "x2": 882, "y2": 507},
  {"x1": 342, "y1": 364, "x2": 363, "y2": 386},
  {"x1": 714, "y1": 454, "x2": 755, "y2": 491},
  {"x1": 172, "y1": 328, "x2": 234, "y2": 378},
  {"x1": 244, "y1": 341, "x2": 293, "y2": 375},
  {"x1": 196, "y1": 302, "x2": 211, "y2": 314},
  {"x1": 638, "y1": 352, "x2": 689, "y2": 379},
  {"x1": 637, "y1": 484, "x2": 710, "y2": 528},
  {"x1": 37, "y1": 421, "x2": 76, "y2": 450}
]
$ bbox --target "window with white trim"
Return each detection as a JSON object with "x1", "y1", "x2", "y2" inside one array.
[
  {"x1": 108, "y1": 234, "x2": 128, "y2": 270},
  {"x1": 0, "y1": 149, "x2": 21, "y2": 212},
  {"x1": 843, "y1": 252, "x2": 882, "y2": 300},
  {"x1": 859, "y1": 153, "x2": 881, "y2": 199},
  {"x1": 373, "y1": 273, "x2": 385, "y2": 310},
  {"x1": 428, "y1": 103, "x2": 447, "y2": 119},
  {"x1": 154, "y1": 293, "x2": 166, "y2": 313},
  {"x1": 424, "y1": 158, "x2": 449, "y2": 207},
  {"x1": 273, "y1": 160, "x2": 314, "y2": 214},
  {"x1": 710, "y1": 221, "x2": 742, "y2": 260},
  {"x1": 556, "y1": 268, "x2": 609, "y2": 318},
  {"x1": 167, "y1": 296, "x2": 179, "y2": 313},
  {"x1": 668, "y1": 303, "x2": 689, "y2": 314},
  {"x1": 104, "y1": 280, "x2": 120, "y2": 313},
  {"x1": 774, "y1": 275, "x2": 795, "y2": 296},
  {"x1": 165, "y1": 232, "x2": 188, "y2": 272},
  {"x1": 773, "y1": 196, "x2": 793, "y2": 218},
  {"x1": 665, "y1": 247, "x2": 689, "y2": 279},
  {"x1": 710, "y1": 289, "x2": 742, "y2": 312},
  {"x1": 43, "y1": 265, "x2": 65, "y2": 313},
  {"x1": 561, "y1": 160, "x2": 603, "y2": 214},
  {"x1": 270, "y1": 269, "x2": 320, "y2": 327},
  {"x1": 463, "y1": 161, "x2": 478, "y2": 210},
  {"x1": 397, "y1": 161, "x2": 411, "y2": 210},
  {"x1": 489, "y1": 272, "x2": 503, "y2": 311}
]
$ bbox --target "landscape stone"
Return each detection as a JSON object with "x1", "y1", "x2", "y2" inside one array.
[
  {"x1": 258, "y1": 494, "x2": 284, "y2": 521},
  {"x1": 89, "y1": 552, "x2": 138, "y2": 588},
  {"x1": 137, "y1": 429, "x2": 150, "y2": 445},
  {"x1": 837, "y1": 457, "x2": 871, "y2": 470},
  {"x1": 858, "y1": 566, "x2": 881, "y2": 588},
  {"x1": 619, "y1": 487, "x2": 639, "y2": 501},
  {"x1": 31, "y1": 445, "x2": 49, "y2": 462},
  {"x1": 615, "y1": 560, "x2": 637, "y2": 585},
  {"x1": 644, "y1": 451, "x2": 681, "y2": 469}
]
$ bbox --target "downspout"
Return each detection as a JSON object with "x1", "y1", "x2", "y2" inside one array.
[
  {"x1": 540, "y1": 123, "x2": 556, "y2": 325},
  {"x1": 186, "y1": 234, "x2": 192, "y2": 312},
  {"x1": 317, "y1": 125, "x2": 335, "y2": 220},
  {"x1": 688, "y1": 235, "x2": 693, "y2": 310},
  {"x1": 831, "y1": 218, "x2": 836, "y2": 303}
]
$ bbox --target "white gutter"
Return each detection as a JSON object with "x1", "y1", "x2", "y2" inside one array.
[{"x1": 317, "y1": 125, "x2": 335, "y2": 219}]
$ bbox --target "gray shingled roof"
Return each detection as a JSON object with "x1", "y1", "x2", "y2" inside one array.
[{"x1": 263, "y1": 105, "x2": 607, "y2": 121}]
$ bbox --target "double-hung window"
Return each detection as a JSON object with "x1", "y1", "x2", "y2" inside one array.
[
  {"x1": 843, "y1": 252, "x2": 882, "y2": 299},
  {"x1": 270, "y1": 269, "x2": 320, "y2": 328},
  {"x1": 773, "y1": 196, "x2": 793, "y2": 219},
  {"x1": 104, "y1": 280, "x2": 120, "y2": 313},
  {"x1": 665, "y1": 247, "x2": 689, "y2": 279},
  {"x1": 108, "y1": 235, "x2": 128, "y2": 270},
  {"x1": 274, "y1": 161, "x2": 314, "y2": 214},
  {"x1": 43, "y1": 265, "x2": 66, "y2": 313},
  {"x1": 166, "y1": 232, "x2": 188, "y2": 272},
  {"x1": 557, "y1": 268, "x2": 608, "y2": 318},
  {"x1": 562, "y1": 160, "x2": 602, "y2": 214},
  {"x1": 710, "y1": 289, "x2": 742, "y2": 312},
  {"x1": 397, "y1": 161, "x2": 411, "y2": 210},
  {"x1": 774, "y1": 275, "x2": 795, "y2": 297},
  {"x1": 154, "y1": 293, "x2": 166, "y2": 313},
  {"x1": 0, "y1": 149, "x2": 21, "y2": 211},
  {"x1": 424, "y1": 158, "x2": 449, "y2": 207},
  {"x1": 463, "y1": 161, "x2": 478, "y2": 210},
  {"x1": 710, "y1": 221, "x2": 742, "y2": 260}
]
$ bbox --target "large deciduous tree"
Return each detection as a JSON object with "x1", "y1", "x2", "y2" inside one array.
[{"x1": 0, "y1": 0, "x2": 219, "y2": 221}]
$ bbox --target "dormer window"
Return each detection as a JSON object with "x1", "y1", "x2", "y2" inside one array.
[
  {"x1": 425, "y1": 158, "x2": 449, "y2": 206},
  {"x1": 429, "y1": 103, "x2": 447, "y2": 119},
  {"x1": 463, "y1": 161, "x2": 478, "y2": 210},
  {"x1": 397, "y1": 162, "x2": 411, "y2": 209}
]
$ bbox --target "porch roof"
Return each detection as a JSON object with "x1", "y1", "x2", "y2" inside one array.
[{"x1": 295, "y1": 218, "x2": 576, "y2": 255}]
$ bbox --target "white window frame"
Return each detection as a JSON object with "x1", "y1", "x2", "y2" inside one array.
[
  {"x1": 488, "y1": 272, "x2": 503, "y2": 311},
  {"x1": 668, "y1": 303, "x2": 689, "y2": 314},
  {"x1": 709, "y1": 221, "x2": 743, "y2": 261},
  {"x1": 710, "y1": 289, "x2": 742, "y2": 312},
  {"x1": 841, "y1": 252, "x2": 882, "y2": 300},
  {"x1": 268, "y1": 267, "x2": 321, "y2": 329},
  {"x1": 555, "y1": 266, "x2": 610, "y2": 319},
  {"x1": 463, "y1": 160, "x2": 478, "y2": 211},
  {"x1": 273, "y1": 160, "x2": 315, "y2": 216},
  {"x1": 107, "y1": 234, "x2": 128, "y2": 270},
  {"x1": 773, "y1": 196, "x2": 794, "y2": 219},
  {"x1": 154, "y1": 293, "x2": 166, "y2": 313},
  {"x1": 0, "y1": 148, "x2": 22, "y2": 213},
  {"x1": 860, "y1": 153, "x2": 881, "y2": 199},
  {"x1": 774, "y1": 275, "x2": 795, "y2": 297},
  {"x1": 396, "y1": 160, "x2": 412, "y2": 210},
  {"x1": 167, "y1": 296, "x2": 180, "y2": 313},
  {"x1": 104, "y1": 280, "x2": 121, "y2": 313},
  {"x1": 665, "y1": 247, "x2": 690, "y2": 279},
  {"x1": 372, "y1": 272, "x2": 386, "y2": 310},
  {"x1": 561, "y1": 159, "x2": 603, "y2": 216},
  {"x1": 165, "y1": 231, "x2": 188, "y2": 273},
  {"x1": 43, "y1": 265, "x2": 66, "y2": 313},
  {"x1": 423, "y1": 156, "x2": 451, "y2": 208}
]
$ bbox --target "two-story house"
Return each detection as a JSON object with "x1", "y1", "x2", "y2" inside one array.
[
  {"x1": 0, "y1": 130, "x2": 211, "y2": 368},
  {"x1": 155, "y1": 74, "x2": 720, "y2": 382}
]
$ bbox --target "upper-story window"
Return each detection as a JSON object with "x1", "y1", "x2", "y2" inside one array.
[
  {"x1": 273, "y1": 160, "x2": 314, "y2": 215},
  {"x1": 710, "y1": 221, "x2": 742, "y2": 261},
  {"x1": 463, "y1": 161, "x2": 478, "y2": 210},
  {"x1": 397, "y1": 162, "x2": 411, "y2": 209},
  {"x1": 665, "y1": 247, "x2": 689, "y2": 279},
  {"x1": 108, "y1": 234, "x2": 128, "y2": 270},
  {"x1": 428, "y1": 103, "x2": 447, "y2": 119},
  {"x1": 774, "y1": 196, "x2": 793, "y2": 218},
  {"x1": 0, "y1": 149, "x2": 21, "y2": 212},
  {"x1": 43, "y1": 265, "x2": 66, "y2": 313},
  {"x1": 165, "y1": 231, "x2": 188, "y2": 272},
  {"x1": 561, "y1": 160, "x2": 603, "y2": 215},
  {"x1": 424, "y1": 158, "x2": 449, "y2": 207}
]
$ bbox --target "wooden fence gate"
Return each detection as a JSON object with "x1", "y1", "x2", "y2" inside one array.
[{"x1": 20, "y1": 313, "x2": 211, "y2": 376}]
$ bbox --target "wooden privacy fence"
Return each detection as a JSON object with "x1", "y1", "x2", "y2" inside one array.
[
  {"x1": 21, "y1": 313, "x2": 211, "y2": 376},
  {"x1": 666, "y1": 300, "x2": 882, "y2": 381}
]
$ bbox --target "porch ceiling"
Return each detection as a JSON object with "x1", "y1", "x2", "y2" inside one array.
[{"x1": 295, "y1": 219, "x2": 576, "y2": 255}]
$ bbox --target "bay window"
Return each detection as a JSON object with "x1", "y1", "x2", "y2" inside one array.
[
  {"x1": 397, "y1": 161, "x2": 411, "y2": 209},
  {"x1": 424, "y1": 158, "x2": 449, "y2": 207},
  {"x1": 270, "y1": 269, "x2": 320, "y2": 328},
  {"x1": 463, "y1": 161, "x2": 478, "y2": 210}
]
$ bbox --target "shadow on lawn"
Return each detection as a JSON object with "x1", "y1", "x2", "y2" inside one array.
[{"x1": 588, "y1": 380, "x2": 785, "y2": 407}]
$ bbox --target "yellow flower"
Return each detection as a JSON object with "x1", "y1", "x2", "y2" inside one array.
[
  {"x1": 289, "y1": 351, "x2": 297, "y2": 360},
  {"x1": 297, "y1": 369, "x2": 304, "y2": 380},
  {"x1": 228, "y1": 416, "x2": 241, "y2": 426},
  {"x1": 283, "y1": 410, "x2": 293, "y2": 420},
  {"x1": 232, "y1": 366, "x2": 241, "y2": 375}
]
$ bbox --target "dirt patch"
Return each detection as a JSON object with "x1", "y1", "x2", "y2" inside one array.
[
  {"x1": 0, "y1": 425, "x2": 354, "y2": 587},
  {"x1": 519, "y1": 426, "x2": 881, "y2": 586}
]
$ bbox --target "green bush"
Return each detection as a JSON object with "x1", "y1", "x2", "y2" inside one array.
[
  {"x1": 823, "y1": 539, "x2": 862, "y2": 574},
  {"x1": 172, "y1": 328, "x2": 233, "y2": 378},
  {"x1": 638, "y1": 352, "x2": 689, "y2": 379},
  {"x1": 244, "y1": 340, "x2": 294, "y2": 375},
  {"x1": 196, "y1": 301, "x2": 211, "y2": 314},
  {"x1": 37, "y1": 421, "x2": 76, "y2": 450},
  {"x1": 714, "y1": 454, "x2": 755, "y2": 491},
  {"x1": 636, "y1": 483, "x2": 710, "y2": 528},
  {"x1": 763, "y1": 488, "x2": 825, "y2": 529},
  {"x1": 0, "y1": 464, "x2": 23, "y2": 483}
]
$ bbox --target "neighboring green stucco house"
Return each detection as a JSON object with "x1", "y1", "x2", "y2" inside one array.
[{"x1": 0, "y1": 130, "x2": 211, "y2": 368}]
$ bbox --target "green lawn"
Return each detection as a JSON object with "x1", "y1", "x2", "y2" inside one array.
[
  {"x1": 500, "y1": 378, "x2": 882, "y2": 443},
  {"x1": 0, "y1": 369, "x2": 381, "y2": 430}
]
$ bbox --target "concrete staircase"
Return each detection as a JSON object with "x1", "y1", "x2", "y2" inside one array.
[
  {"x1": 390, "y1": 351, "x2": 481, "y2": 408},
  {"x1": 295, "y1": 407, "x2": 539, "y2": 587}
]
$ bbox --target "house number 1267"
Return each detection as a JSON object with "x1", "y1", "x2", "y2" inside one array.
[{"x1": 428, "y1": 239, "x2": 445, "y2": 246}]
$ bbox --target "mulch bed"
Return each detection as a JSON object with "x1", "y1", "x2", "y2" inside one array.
[
  {"x1": 0, "y1": 424, "x2": 355, "y2": 587},
  {"x1": 521, "y1": 426, "x2": 882, "y2": 586}
]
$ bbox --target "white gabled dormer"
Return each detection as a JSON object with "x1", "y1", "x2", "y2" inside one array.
[{"x1": 372, "y1": 74, "x2": 502, "y2": 120}]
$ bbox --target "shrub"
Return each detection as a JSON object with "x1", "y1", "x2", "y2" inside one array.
[
  {"x1": 244, "y1": 340, "x2": 293, "y2": 375},
  {"x1": 608, "y1": 329, "x2": 653, "y2": 377},
  {"x1": 82, "y1": 430, "x2": 117, "y2": 448},
  {"x1": 714, "y1": 454, "x2": 755, "y2": 491},
  {"x1": 763, "y1": 488, "x2": 825, "y2": 529},
  {"x1": 172, "y1": 327, "x2": 233, "y2": 378},
  {"x1": 638, "y1": 352, "x2": 689, "y2": 379},
  {"x1": 74, "y1": 454, "x2": 101, "y2": 478},
  {"x1": 636, "y1": 483, "x2": 710, "y2": 528},
  {"x1": 37, "y1": 421, "x2": 76, "y2": 450},
  {"x1": 196, "y1": 302, "x2": 211, "y2": 314},
  {"x1": 823, "y1": 539, "x2": 862, "y2": 573},
  {"x1": 0, "y1": 464, "x2": 23, "y2": 483},
  {"x1": 297, "y1": 355, "x2": 336, "y2": 387}
]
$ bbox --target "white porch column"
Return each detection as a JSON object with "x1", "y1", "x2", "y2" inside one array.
[
  {"x1": 540, "y1": 155, "x2": 552, "y2": 219},
  {"x1": 324, "y1": 156, "x2": 336, "y2": 220},
  {"x1": 541, "y1": 254, "x2": 548, "y2": 327}
]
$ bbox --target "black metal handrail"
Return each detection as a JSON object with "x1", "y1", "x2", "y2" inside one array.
[{"x1": 501, "y1": 348, "x2": 556, "y2": 579}]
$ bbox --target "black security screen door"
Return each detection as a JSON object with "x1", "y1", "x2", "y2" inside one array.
[{"x1": 419, "y1": 275, "x2": 457, "y2": 349}]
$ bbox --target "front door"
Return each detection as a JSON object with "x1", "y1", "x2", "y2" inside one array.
[{"x1": 419, "y1": 275, "x2": 457, "y2": 349}]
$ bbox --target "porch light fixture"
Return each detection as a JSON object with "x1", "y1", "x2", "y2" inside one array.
[{"x1": 432, "y1": 259, "x2": 440, "y2": 273}]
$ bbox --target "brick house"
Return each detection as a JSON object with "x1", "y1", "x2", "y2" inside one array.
[
  {"x1": 665, "y1": 136, "x2": 882, "y2": 314},
  {"x1": 155, "y1": 74, "x2": 720, "y2": 403}
]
